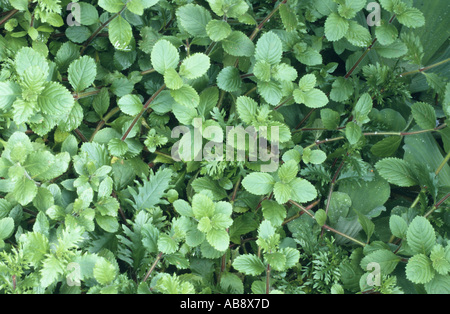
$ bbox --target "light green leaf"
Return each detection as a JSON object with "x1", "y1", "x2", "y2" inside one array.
[
  {"x1": 255, "y1": 31, "x2": 282, "y2": 65},
  {"x1": 206, "y1": 20, "x2": 232, "y2": 41},
  {"x1": 217, "y1": 66, "x2": 243, "y2": 92},
  {"x1": 179, "y1": 53, "x2": 210, "y2": 79},
  {"x1": 411, "y1": 102, "x2": 436, "y2": 130},
  {"x1": 232, "y1": 254, "x2": 266, "y2": 276},
  {"x1": 353, "y1": 93, "x2": 373, "y2": 125},
  {"x1": 375, "y1": 22, "x2": 398, "y2": 46},
  {"x1": 430, "y1": 244, "x2": 450, "y2": 275},
  {"x1": 118, "y1": 94, "x2": 143, "y2": 116},
  {"x1": 406, "y1": 216, "x2": 436, "y2": 255},
  {"x1": 68, "y1": 56, "x2": 97, "y2": 92},
  {"x1": 301, "y1": 88, "x2": 329, "y2": 109},
  {"x1": 93, "y1": 258, "x2": 117, "y2": 285},
  {"x1": 360, "y1": 249, "x2": 401, "y2": 276},
  {"x1": 345, "y1": 121, "x2": 362, "y2": 145},
  {"x1": 158, "y1": 233, "x2": 178, "y2": 254},
  {"x1": 375, "y1": 157, "x2": 418, "y2": 187},
  {"x1": 325, "y1": 12, "x2": 349, "y2": 42},
  {"x1": 273, "y1": 181, "x2": 292, "y2": 204},
  {"x1": 242, "y1": 172, "x2": 275, "y2": 195},
  {"x1": 320, "y1": 108, "x2": 340, "y2": 130},
  {"x1": 315, "y1": 209, "x2": 327, "y2": 227},
  {"x1": 170, "y1": 84, "x2": 199, "y2": 108},
  {"x1": 108, "y1": 15, "x2": 132, "y2": 51},
  {"x1": 206, "y1": 228, "x2": 229, "y2": 251},
  {"x1": 298, "y1": 74, "x2": 316, "y2": 92},
  {"x1": 389, "y1": 215, "x2": 408, "y2": 239},
  {"x1": 405, "y1": 254, "x2": 435, "y2": 284},
  {"x1": 99, "y1": 0, "x2": 125, "y2": 13},
  {"x1": 345, "y1": 21, "x2": 372, "y2": 47},
  {"x1": 0, "y1": 81, "x2": 21, "y2": 110},
  {"x1": 396, "y1": 7, "x2": 425, "y2": 29},
  {"x1": 236, "y1": 96, "x2": 258, "y2": 124},
  {"x1": 289, "y1": 178, "x2": 317, "y2": 203},
  {"x1": 257, "y1": 81, "x2": 283, "y2": 106},
  {"x1": 176, "y1": 3, "x2": 212, "y2": 37},
  {"x1": 0, "y1": 217, "x2": 14, "y2": 240},
  {"x1": 261, "y1": 200, "x2": 286, "y2": 227},
  {"x1": 222, "y1": 31, "x2": 255, "y2": 57},
  {"x1": 164, "y1": 68, "x2": 183, "y2": 90}
]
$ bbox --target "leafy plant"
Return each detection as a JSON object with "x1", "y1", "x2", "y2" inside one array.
[{"x1": 0, "y1": 0, "x2": 449, "y2": 295}]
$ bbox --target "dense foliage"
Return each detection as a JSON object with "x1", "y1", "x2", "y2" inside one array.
[{"x1": 0, "y1": 0, "x2": 449, "y2": 294}]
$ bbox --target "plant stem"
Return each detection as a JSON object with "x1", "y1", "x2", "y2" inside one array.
[
  {"x1": 266, "y1": 263, "x2": 271, "y2": 294},
  {"x1": 425, "y1": 192, "x2": 450, "y2": 218},
  {"x1": 248, "y1": 0, "x2": 287, "y2": 41},
  {"x1": 73, "y1": 89, "x2": 101, "y2": 101},
  {"x1": 121, "y1": 84, "x2": 166, "y2": 141},
  {"x1": 399, "y1": 58, "x2": 450, "y2": 77},
  {"x1": 435, "y1": 149, "x2": 450, "y2": 177},
  {"x1": 142, "y1": 252, "x2": 163, "y2": 282},
  {"x1": 80, "y1": 4, "x2": 128, "y2": 55},
  {"x1": 344, "y1": 14, "x2": 396, "y2": 79},
  {"x1": 289, "y1": 200, "x2": 366, "y2": 247},
  {"x1": 89, "y1": 107, "x2": 120, "y2": 142},
  {"x1": 73, "y1": 128, "x2": 88, "y2": 142},
  {"x1": 0, "y1": 9, "x2": 18, "y2": 26}
]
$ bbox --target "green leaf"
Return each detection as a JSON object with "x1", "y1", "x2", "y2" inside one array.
[
  {"x1": 425, "y1": 274, "x2": 450, "y2": 294},
  {"x1": 406, "y1": 216, "x2": 436, "y2": 255},
  {"x1": 78, "y1": 2, "x2": 100, "y2": 26},
  {"x1": 389, "y1": 215, "x2": 408, "y2": 239},
  {"x1": 330, "y1": 77, "x2": 354, "y2": 102},
  {"x1": 118, "y1": 94, "x2": 143, "y2": 116},
  {"x1": 217, "y1": 66, "x2": 243, "y2": 92},
  {"x1": 411, "y1": 102, "x2": 436, "y2": 130},
  {"x1": 430, "y1": 244, "x2": 450, "y2": 275},
  {"x1": 232, "y1": 254, "x2": 266, "y2": 276},
  {"x1": 298, "y1": 74, "x2": 316, "y2": 92},
  {"x1": 163, "y1": 68, "x2": 183, "y2": 90},
  {"x1": 370, "y1": 136, "x2": 402, "y2": 157},
  {"x1": 15, "y1": 47, "x2": 49, "y2": 76},
  {"x1": 206, "y1": 228, "x2": 229, "y2": 251},
  {"x1": 257, "y1": 81, "x2": 283, "y2": 106},
  {"x1": 11, "y1": 175, "x2": 38, "y2": 206},
  {"x1": 0, "y1": 81, "x2": 21, "y2": 110},
  {"x1": 325, "y1": 12, "x2": 349, "y2": 42},
  {"x1": 289, "y1": 178, "x2": 317, "y2": 203},
  {"x1": 253, "y1": 60, "x2": 271, "y2": 82},
  {"x1": 242, "y1": 172, "x2": 275, "y2": 195},
  {"x1": 255, "y1": 31, "x2": 282, "y2": 65},
  {"x1": 297, "y1": 88, "x2": 329, "y2": 109},
  {"x1": 108, "y1": 15, "x2": 132, "y2": 51},
  {"x1": 93, "y1": 258, "x2": 117, "y2": 285},
  {"x1": 179, "y1": 53, "x2": 210, "y2": 79},
  {"x1": 302, "y1": 148, "x2": 327, "y2": 164},
  {"x1": 222, "y1": 31, "x2": 255, "y2": 57},
  {"x1": 375, "y1": 158, "x2": 418, "y2": 187},
  {"x1": 236, "y1": 96, "x2": 257, "y2": 124},
  {"x1": 261, "y1": 200, "x2": 286, "y2": 227},
  {"x1": 345, "y1": 21, "x2": 371, "y2": 47},
  {"x1": 176, "y1": 4, "x2": 212, "y2": 37},
  {"x1": 375, "y1": 22, "x2": 398, "y2": 46},
  {"x1": 353, "y1": 93, "x2": 372, "y2": 125},
  {"x1": 405, "y1": 254, "x2": 435, "y2": 284},
  {"x1": 0, "y1": 217, "x2": 14, "y2": 240},
  {"x1": 99, "y1": 0, "x2": 125, "y2": 13},
  {"x1": 360, "y1": 249, "x2": 401, "y2": 276},
  {"x1": 396, "y1": 7, "x2": 425, "y2": 28},
  {"x1": 192, "y1": 193, "x2": 215, "y2": 218},
  {"x1": 273, "y1": 181, "x2": 292, "y2": 204},
  {"x1": 375, "y1": 39, "x2": 408, "y2": 59},
  {"x1": 158, "y1": 233, "x2": 178, "y2": 254},
  {"x1": 170, "y1": 84, "x2": 200, "y2": 108},
  {"x1": 315, "y1": 209, "x2": 327, "y2": 227},
  {"x1": 320, "y1": 108, "x2": 340, "y2": 130},
  {"x1": 206, "y1": 20, "x2": 232, "y2": 42},
  {"x1": 279, "y1": 3, "x2": 298, "y2": 32},
  {"x1": 345, "y1": 121, "x2": 362, "y2": 145},
  {"x1": 68, "y1": 56, "x2": 97, "y2": 92}
]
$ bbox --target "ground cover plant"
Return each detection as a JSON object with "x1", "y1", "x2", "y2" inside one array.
[{"x1": 0, "y1": 0, "x2": 449, "y2": 294}]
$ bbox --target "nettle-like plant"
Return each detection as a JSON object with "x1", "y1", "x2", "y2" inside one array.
[{"x1": 0, "y1": 0, "x2": 449, "y2": 294}]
